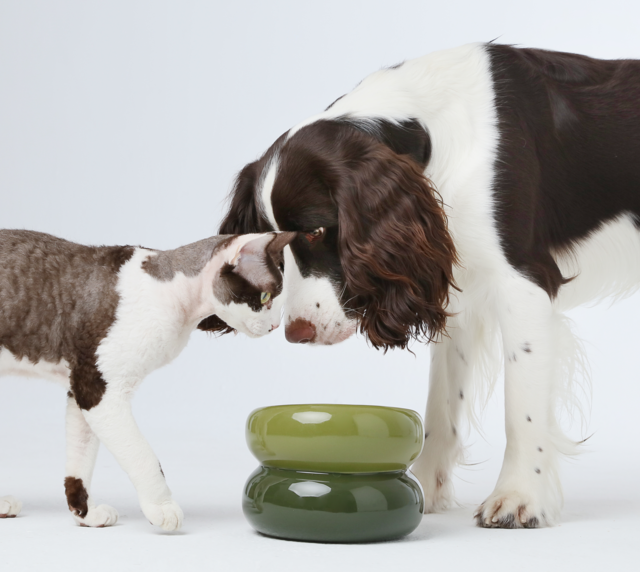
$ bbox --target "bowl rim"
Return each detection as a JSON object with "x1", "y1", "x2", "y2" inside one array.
[{"x1": 248, "y1": 403, "x2": 423, "y2": 419}]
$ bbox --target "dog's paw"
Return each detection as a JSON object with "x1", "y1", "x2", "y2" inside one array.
[
  {"x1": 0, "y1": 495, "x2": 22, "y2": 518},
  {"x1": 74, "y1": 504, "x2": 119, "y2": 528},
  {"x1": 414, "y1": 468, "x2": 454, "y2": 513},
  {"x1": 474, "y1": 490, "x2": 548, "y2": 529},
  {"x1": 141, "y1": 499, "x2": 183, "y2": 531}
]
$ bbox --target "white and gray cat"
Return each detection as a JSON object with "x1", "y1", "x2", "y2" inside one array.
[{"x1": 0, "y1": 229, "x2": 295, "y2": 530}]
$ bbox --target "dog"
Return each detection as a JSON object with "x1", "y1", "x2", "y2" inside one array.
[
  {"x1": 0, "y1": 229, "x2": 294, "y2": 529},
  {"x1": 213, "y1": 43, "x2": 640, "y2": 528}
]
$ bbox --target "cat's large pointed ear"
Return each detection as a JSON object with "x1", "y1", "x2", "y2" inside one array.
[
  {"x1": 266, "y1": 231, "x2": 296, "y2": 268},
  {"x1": 232, "y1": 232, "x2": 296, "y2": 286}
]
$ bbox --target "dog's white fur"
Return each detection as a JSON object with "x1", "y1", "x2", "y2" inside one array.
[
  {"x1": 262, "y1": 44, "x2": 638, "y2": 526},
  {"x1": 0, "y1": 234, "x2": 283, "y2": 529}
]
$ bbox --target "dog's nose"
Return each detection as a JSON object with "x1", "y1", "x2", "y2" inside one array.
[{"x1": 285, "y1": 318, "x2": 316, "y2": 344}]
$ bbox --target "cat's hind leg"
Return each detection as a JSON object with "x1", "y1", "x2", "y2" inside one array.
[
  {"x1": 65, "y1": 394, "x2": 118, "y2": 527},
  {"x1": 0, "y1": 495, "x2": 22, "y2": 518}
]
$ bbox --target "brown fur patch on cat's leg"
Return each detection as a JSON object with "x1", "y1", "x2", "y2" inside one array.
[
  {"x1": 64, "y1": 477, "x2": 89, "y2": 519},
  {"x1": 70, "y1": 352, "x2": 107, "y2": 411}
]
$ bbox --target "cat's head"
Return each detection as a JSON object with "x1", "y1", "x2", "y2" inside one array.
[{"x1": 200, "y1": 232, "x2": 296, "y2": 338}]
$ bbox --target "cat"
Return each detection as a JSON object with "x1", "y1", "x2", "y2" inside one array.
[{"x1": 0, "y1": 229, "x2": 295, "y2": 530}]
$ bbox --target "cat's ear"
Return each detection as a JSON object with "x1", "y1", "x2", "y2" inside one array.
[
  {"x1": 230, "y1": 234, "x2": 271, "y2": 266},
  {"x1": 266, "y1": 231, "x2": 296, "y2": 269},
  {"x1": 266, "y1": 231, "x2": 297, "y2": 254},
  {"x1": 231, "y1": 232, "x2": 296, "y2": 286}
]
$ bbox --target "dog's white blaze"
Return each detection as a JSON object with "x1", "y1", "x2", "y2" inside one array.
[
  {"x1": 259, "y1": 153, "x2": 357, "y2": 342},
  {"x1": 259, "y1": 157, "x2": 279, "y2": 230}
]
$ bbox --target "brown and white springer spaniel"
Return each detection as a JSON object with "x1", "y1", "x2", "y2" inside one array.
[{"x1": 214, "y1": 43, "x2": 640, "y2": 528}]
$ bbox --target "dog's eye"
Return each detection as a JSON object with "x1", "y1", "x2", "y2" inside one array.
[
  {"x1": 260, "y1": 292, "x2": 271, "y2": 305},
  {"x1": 305, "y1": 227, "x2": 325, "y2": 244}
]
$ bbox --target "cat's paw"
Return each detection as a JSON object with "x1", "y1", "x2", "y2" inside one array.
[
  {"x1": 0, "y1": 495, "x2": 22, "y2": 518},
  {"x1": 74, "y1": 504, "x2": 119, "y2": 528},
  {"x1": 141, "y1": 499, "x2": 183, "y2": 531},
  {"x1": 474, "y1": 490, "x2": 549, "y2": 529}
]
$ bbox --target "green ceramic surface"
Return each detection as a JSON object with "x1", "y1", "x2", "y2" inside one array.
[
  {"x1": 243, "y1": 466, "x2": 424, "y2": 543},
  {"x1": 246, "y1": 404, "x2": 424, "y2": 473}
]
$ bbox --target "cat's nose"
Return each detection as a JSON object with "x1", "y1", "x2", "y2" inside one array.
[
  {"x1": 269, "y1": 323, "x2": 279, "y2": 332},
  {"x1": 285, "y1": 318, "x2": 316, "y2": 344}
]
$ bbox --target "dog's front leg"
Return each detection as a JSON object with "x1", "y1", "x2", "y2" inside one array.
[
  {"x1": 81, "y1": 381, "x2": 183, "y2": 531},
  {"x1": 412, "y1": 313, "x2": 478, "y2": 512},
  {"x1": 475, "y1": 275, "x2": 565, "y2": 528},
  {"x1": 65, "y1": 394, "x2": 118, "y2": 527}
]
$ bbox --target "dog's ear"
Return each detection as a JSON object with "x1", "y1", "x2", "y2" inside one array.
[
  {"x1": 219, "y1": 161, "x2": 261, "y2": 234},
  {"x1": 336, "y1": 144, "x2": 457, "y2": 351}
]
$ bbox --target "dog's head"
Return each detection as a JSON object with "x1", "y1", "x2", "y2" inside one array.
[{"x1": 218, "y1": 118, "x2": 457, "y2": 350}]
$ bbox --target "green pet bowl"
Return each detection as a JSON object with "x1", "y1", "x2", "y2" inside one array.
[
  {"x1": 243, "y1": 467, "x2": 424, "y2": 543},
  {"x1": 246, "y1": 404, "x2": 424, "y2": 473},
  {"x1": 243, "y1": 404, "x2": 425, "y2": 543}
]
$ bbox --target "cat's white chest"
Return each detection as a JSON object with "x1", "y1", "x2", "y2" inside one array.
[{"x1": 96, "y1": 249, "x2": 205, "y2": 387}]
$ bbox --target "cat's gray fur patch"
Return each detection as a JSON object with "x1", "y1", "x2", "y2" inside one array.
[{"x1": 141, "y1": 235, "x2": 236, "y2": 281}]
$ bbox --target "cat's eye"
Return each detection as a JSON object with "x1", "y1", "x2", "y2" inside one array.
[
  {"x1": 260, "y1": 292, "x2": 271, "y2": 305},
  {"x1": 305, "y1": 227, "x2": 325, "y2": 244}
]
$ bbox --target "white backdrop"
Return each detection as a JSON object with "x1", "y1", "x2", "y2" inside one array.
[{"x1": 1, "y1": 1, "x2": 639, "y2": 570}]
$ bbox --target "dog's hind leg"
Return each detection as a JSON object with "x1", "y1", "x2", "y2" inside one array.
[
  {"x1": 0, "y1": 495, "x2": 22, "y2": 518},
  {"x1": 412, "y1": 312, "x2": 481, "y2": 513},
  {"x1": 64, "y1": 394, "x2": 118, "y2": 527}
]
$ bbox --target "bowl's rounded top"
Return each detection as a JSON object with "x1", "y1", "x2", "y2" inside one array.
[
  {"x1": 250, "y1": 403, "x2": 417, "y2": 414},
  {"x1": 246, "y1": 403, "x2": 424, "y2": 473}
]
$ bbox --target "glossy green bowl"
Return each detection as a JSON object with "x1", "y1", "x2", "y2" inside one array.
[
  {"x1": 243, "y1": 466, "x2": 424, "y2": 543},
  {"x1": 246, "y1": 404, "x2": 424, "y2": 473}
]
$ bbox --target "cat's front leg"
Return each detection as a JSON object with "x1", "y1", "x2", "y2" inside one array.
[
  {"x1": 79, "y1": 379, "x2": 183, "y2": 532},
  {"x1": 65, "y1": 395, "x2": 118, "y2": 527}
]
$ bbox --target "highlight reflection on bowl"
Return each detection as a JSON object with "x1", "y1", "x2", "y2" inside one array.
[{"x1": 246, "y1": 403, "x2": 424, "y2": 473}]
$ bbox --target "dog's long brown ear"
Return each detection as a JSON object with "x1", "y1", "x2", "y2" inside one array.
[
  {"x1": 336, "y1": 145, "x2": 457, "y2": 351},
  {"x1": 219, "y1": 161, "x2": 261, "y2": 234}
]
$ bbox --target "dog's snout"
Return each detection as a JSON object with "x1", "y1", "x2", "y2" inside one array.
[{"x1": 285, "y1": 318, "x2": 316, "y2": 344}]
